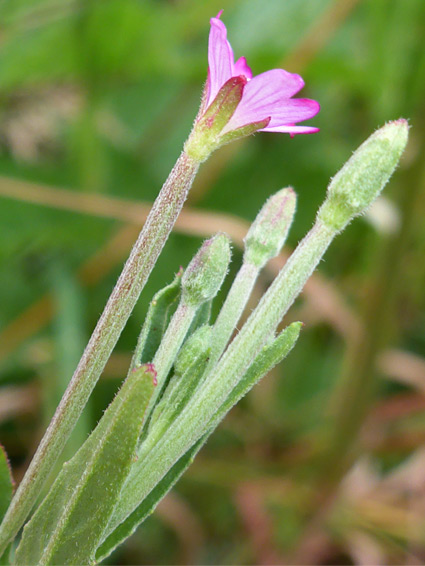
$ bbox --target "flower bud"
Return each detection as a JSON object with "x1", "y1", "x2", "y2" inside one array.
[
  {"x1": 244, "y1": 188, "x2": 296, "y2": 268},
  {"x1": 182, "y1": 233, "x2": 231, "y2": 307},
  {"x1": 174, "y1": 325, "x2": 212, "y2": 377},
  {"x1": 318, "y1": 120, "x2": 408, "y2": 231}
]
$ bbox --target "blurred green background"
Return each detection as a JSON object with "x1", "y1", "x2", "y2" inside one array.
[{"x1": 1, "y1": 0, "x2": 425, "y2": 563}]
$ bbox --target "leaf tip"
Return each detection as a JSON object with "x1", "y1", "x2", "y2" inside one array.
[
  {"x1": 0, "y1": 443, "x2": 15, "y2": 492},
  {"x1": 144, "y1": 363, "x2": 158, "y2": 386}
]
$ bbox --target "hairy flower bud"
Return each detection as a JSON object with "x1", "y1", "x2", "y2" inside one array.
[
  {"x1": 182, "y1": 233, "x2": 231, "y2": 307},
  {"x1": 244, "y1": 187, "x2": 297, "y2": 268},
  {"x1": 318, "y1": 120, "x2": 408, "y2": 231}
]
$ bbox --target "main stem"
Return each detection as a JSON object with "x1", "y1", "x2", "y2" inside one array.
[{"x1": 0, "y1": 151, "x2": 200, "y2": 553}]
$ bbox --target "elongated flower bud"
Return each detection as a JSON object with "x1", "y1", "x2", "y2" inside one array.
[
  {"x1": 318, "y1": 120, "x2": 408, "y2": 231},
  {"x1": 182, "y1": 233, "x2": 231, "y2": 306},
  {"x1": 244, "y1": 187, "x2": 297, "y2": 268}
]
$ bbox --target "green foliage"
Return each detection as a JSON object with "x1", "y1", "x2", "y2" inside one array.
[
  {"x1": 97, "y1": 323, "x2": 301, "y2": 561},
  {"x1": 14, "y1": 366, "x2": 155, "y2": 565},
  {"x1": 132, "y1": 271, "x2": 182, "y2": 368},
  {"x1": 146, "y1": 325, "x2": 213, "y2": 452},
  {"x1": 96, "y1": 436, "x2": 208, "y2": 563},
  {"x1": 209, "y1": 322, "x2": 303, "y2": 428},
  {"x1": 0, "y1": 446, "x2": 13, "y2": 525}
]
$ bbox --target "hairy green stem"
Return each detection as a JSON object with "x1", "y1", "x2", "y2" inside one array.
[
  {"x1": 0, "y1": 151, "x2": 200, "y2": 554},
  {"x1": 208, "y1": 261, "x2": 259, "y2": 369},
  {"x1": 149, "y1": 300, "x2": 198, "y2": 408}
]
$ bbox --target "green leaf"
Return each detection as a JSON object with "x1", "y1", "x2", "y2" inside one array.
[
  {"x1": 96, "y1": 323, "x2": 302, "y2": 560},
  {"x1": 0, "y1": 543, "x2": 12, "y2": 566},
  {"x1": 95, "y1": 435, "x2": 207, "y2": 563},
  {"x1": 0, "y1": 445, "x2": 14, "y2": 564},
  {"x1": 132, "y1": 271, "x2": 182, "y2": 367},
  {"x1": 15, "y1": 365, "x2": 155, "y2": 566},
  {"x1": 0, "y1": 445, "x2": 13, "y2": 525},
  {"x1": 207, "y1": 322, "x2": 303, "y2": 430},
  {"x1": 144, "y1": 325, "x2": 212, "y2": 453}
]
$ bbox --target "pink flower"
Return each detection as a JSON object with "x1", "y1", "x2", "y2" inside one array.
[{"x1": 205, "y1": 11, "x2": 320, "y2": 137}]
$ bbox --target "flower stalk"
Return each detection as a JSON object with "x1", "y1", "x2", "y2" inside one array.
[{"x1": 207, "y1": 187, "x2": 297, "y2": 369}]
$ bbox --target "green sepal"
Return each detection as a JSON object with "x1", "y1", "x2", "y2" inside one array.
[
  {"x1": 185, "y1": 76, "x2": 246, "y2": 162},
  {"x1": 95, "y1": 435, "x2": 207, "y2": 563},
  {"x1": 132, "y1": 271, "x2": 182, "y2": 368},
  {"x1": 0, "y1": 445, "x2": 14, "y2": 525},
  {"x1": 244, "y1": 188, "x2": 297, "y2": 268},
  {"x1": 198, "y1": 76, "x2": 246, "y2": 135},
  {"x1": 97, "y1": 323, "x2": 301, "y2": 559},
  {"x1": 218, "y1": 117, "x2": 270, "y2": 146},
  {"x1": 15, "y1": 365, "x2": 156, "y2": 566}
]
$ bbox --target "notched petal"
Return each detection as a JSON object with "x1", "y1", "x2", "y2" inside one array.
[{"x1": 234, "y1": 56, "x2": 253, "y2": 80}]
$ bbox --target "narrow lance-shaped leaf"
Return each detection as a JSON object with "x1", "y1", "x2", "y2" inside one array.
[
  {"x1": 0, "y1": 446, "x2": 14, "y2": 565},
  {"x1": 97, "y1": 323, "x2": 301, "y2": 561},
  {"x1": 0, "y1": 445, "x2": 13, "y2": 525},
  {"x1": 144, "y1": 325, "x2": 213, "y2": 453},
  {"x1": 15, "y1": 365, "x2": 156, "y2": 566},
  {"x1": 96, "y1": 436, "x2": 207, "y2": 563},
  {"x1": 0, "y1": 543, "x2": 12, "y2": 566},
  {"x1": 131, "y1": 271, "x2": 182, "y2": 369},
  {"x1": 207, "y1": 322, "x2": 302, "y2": 430}
]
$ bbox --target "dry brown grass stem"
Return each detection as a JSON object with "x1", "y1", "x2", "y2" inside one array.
[
  {"x1": 0, "y1": 175, "x2": 358, "y2": 360},
  {"x1": 282, "y1": 0, "x2": 362, "y2": 72},
  {"x1": 0, "y1": 385, "x2": 39, "y2": 423},
  {"x1": 0, "y1": 224, "x2": 140, "y2": 363}
]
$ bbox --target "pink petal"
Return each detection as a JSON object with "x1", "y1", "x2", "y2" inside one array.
[
  {"x1": 234, "y1": 56, "x2": 253, "y2": 80},
  {"x1": 264, "y1": 98, "x2": 320, "y2": 127},
  {"x1": 207, "y1": 16, "x2": 235, "y2": 106},
  {"x1": 243, "y1": 68, "x2": 306, "y2": 103},
  {"x1": 261, "y1": 125, "x2": 320, "y2": 134},
  {"x1": 222, "y1": 69, "x2": 319, "y2": 133}
]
